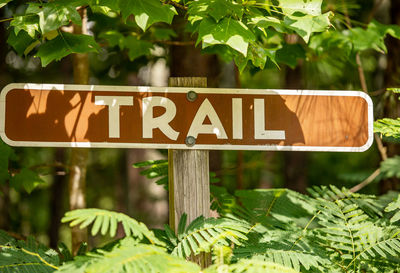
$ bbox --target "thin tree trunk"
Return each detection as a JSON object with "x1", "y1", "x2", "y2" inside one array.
[
  {"x1": 0, "y1": 7, "x2": 10, "y2": 231},
  {"x1": 69, "y1": 7, "x2": 89, "y2": 255},
  {"x1": 49, "y1": 149, "x2": 66, "y2": 248},
  {"x1": 283, "y1": 35, "x2": 308, "y2": 193},
  {"x1": 381, "y1": 0, "x2": 400, "y2": 193}
]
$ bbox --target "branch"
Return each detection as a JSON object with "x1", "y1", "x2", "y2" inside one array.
[
  {"x1": 153, "y1": 40, "x2": 195, "y2": 46},
  {"x1": 162, "y1": 0, "x2": 188, "y2": 10},
  {"x1": 342, "y1": 0, "x2": 388, "y2": 162},
  {"x1": 367, "y1": 0, "x2": 384, "y2": 24},
  {"x1": 350, "y1": 168, "x2": 381, "y2": 193}
]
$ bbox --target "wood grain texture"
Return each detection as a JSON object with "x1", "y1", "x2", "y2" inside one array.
[{"x1": 168, "y1": 77, "x2": 210, "y2": 267}]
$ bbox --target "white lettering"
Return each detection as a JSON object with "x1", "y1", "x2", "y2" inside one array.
[
  {"x1": 232, "y1": 98, "x2": 243, "y2": 139},
  {"x1": 95, "y1": 96, "x2": 133, "y2": 138},
  {"x1": 188, "y1": 99, "x2": 227, "y2": 139},
  {"x1": 254, "y1": 99, "x2": 285, "y2": 140},
  {"x1": 142, "y1": 97, "x2": 179, "y2": 140}
]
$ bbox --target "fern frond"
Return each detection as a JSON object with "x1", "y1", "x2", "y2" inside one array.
[
  {"x1": 204, "y1": 258, "x2": 300, "y2": 273},
  {"x1": 133, "y1": 159, "x2": 169, "y2": 188},
  {"x1": 171, "y1": 216, "x2": 250, "y2": 258},
  {"x1": 61, "y1": 209, "x2": 164, "y2": 246},
  {"x1": 234, "y1": 231, "x2": 330, "y2": 272},
  {"x1": 57, "y1": 237, "x2": 200, "y2": 273},
  {"x1": 0, "y1": 231, "x2": 59, "y2": 272},
  {"x1": 385, "y1": 194, "x2": 400, "y2": 223},
  {"x1": 309, "y1": 185, "x2": 384, "y2": 217},
  {"x1": 347, "y1": 232, "x2": 400, "y2": 270}
]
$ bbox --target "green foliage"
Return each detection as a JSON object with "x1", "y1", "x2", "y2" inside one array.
[
  {"x1": 375, "y1": 88, "x2": 400, "y2": 140},
  {"x1": 205, "y1": 258, "x2": 300, "y2": 273},
  {"x1": 2, "y1": 0, "x2": 339, "y2": 70},
  {"x1": 385, "y1": 194, "x2": 400, "y2": 223},
  {"x1": 375, "y1": 118, "x2": 400, "y2": 139},
  {"x1": 57, "y1": 238, "x2": 200, "y2": 273},
  {"x1": 380, "y1": 156, "x2": 400, "y2": 179},
  {"x1": 36, "y1": 32, "x2": 100, "y2": 67},
  {"x1": 133, "y1": 159, "x2": 220, "y2": 189},
  {"x1": 0, "y1": 230, "x2": 60, "y2": 272},
  {"x1": 167, "y1": 214, "x2": 250, "y2": 258},
  {"x1": 61, "y1": 208, "x2": 163, "y2": 245},
  {"x1": 3, "y1": 185, "x2": 400, "y2": 272},
  {"x1": 119, "y1": 0, "x2": 177, "y2": 31},
  {"x1": 10, "y1": 167, "x2": 45, "y2": 193}
]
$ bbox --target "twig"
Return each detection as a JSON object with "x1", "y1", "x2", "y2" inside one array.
[
  {"x1": 369, "y1": 88, "x2": 387, "y2": 96},
  {"x1": 356, "y1": 53, "x2": 368, "y2": 93},
  {"x1": 367, "y1": 0, "x2": 384, "y2": 24},
  {"x1": 163, "y1": 0, "x2": 188, "y2": 10},
  {"x1": 0, "y1": 17, "x2": 13, "y2": 23},
  {"x1": 342, "y1": 0, "x2": 389, "y2": 162},
  {"x1": 374, "y1": 134, "x2": 388, "y2": 161},
  {"x1": 153, "y1": 40, "x2": 195, "y2": 46},
  {"x1": 350, "y1": 168, "x2": 381, "y2": 193}
]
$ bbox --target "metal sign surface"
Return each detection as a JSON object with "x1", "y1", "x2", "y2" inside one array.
[{"x1": 0, "y1": 83, "x2": 373, "y2": 151}]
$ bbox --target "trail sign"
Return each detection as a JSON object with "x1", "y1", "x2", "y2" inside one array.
[{"x1": 0, "y1": 83, "x2": 373, "y2": 152}]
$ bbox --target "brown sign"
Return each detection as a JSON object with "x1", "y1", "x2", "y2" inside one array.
[{"x1": 0, "y1": 84, "x2": 373, "y2": 151}]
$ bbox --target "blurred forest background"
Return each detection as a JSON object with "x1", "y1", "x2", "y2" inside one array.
[{"x1": 0, "y1": 0, "x2": 399, "y2": 251}]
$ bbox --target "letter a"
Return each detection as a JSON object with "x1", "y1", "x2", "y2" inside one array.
[{"x1": 188, "y1": 99, "x2": 227, "y2": 139}]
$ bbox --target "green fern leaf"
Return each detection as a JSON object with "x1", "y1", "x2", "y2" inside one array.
[
  {"x1": 204, "y1": 258, "x2": 300, "y2": 273},
  {"x1": 171, "y1": 216, "x2": 250, "y2": 258},
  {"x1": 61, "y1": 209, "x2": 164, "y2": 246},
  {"x1": 0, "y1": 231, "x2": 60, "y2": 272},
  {"x1": 57, "y1": 237, "x2": 200, "y2": 273},
  {"x1": 385, "y1": 194, "x2": 400, "y2": 223}
]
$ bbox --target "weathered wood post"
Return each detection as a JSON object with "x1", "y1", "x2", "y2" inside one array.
[{"x1": 168, "y1": 77, "x2": 211, "y2": 267}]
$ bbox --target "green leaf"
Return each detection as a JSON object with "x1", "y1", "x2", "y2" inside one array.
[
  {"x1": 57, "y1": 239, "x2": 200, "y2": 273},
  {"x1": 384, "y1": 194, "x2": 400, "y2": 223},
  {"x1": 276, "y1": 44, "x2": 305, "y2": 69},
  {"x1": 234, "y1": 44, "x2": 277, "y2": 71},
  {"x1": 0, "y1": 141, "x2": 14, "y2": 185},
  {"x1": 61, "y1": 208, "x2": 164, "y2": 245},
  {"x1": 284, "y1": 12, "x2": 332, "y2": 43},
  {"x1": 198, "y1": 17, "x2": 255, "y2": 56},
  {"x1": 88, "y1": 0, "x2": 119, "y2": 14},
  {"x1": 10, "y1": 168, "x2": 45, "y2": 194},
  {"x1": 36, "y1": 32, "x2": 100, "y2": 67},
  {"x1": 123, "y1": 36, "x2": 153, "y2": 61},
  {"x1": 374, "y1": 118, "x2": 400, "y2": 139},
  {"x1": 278, "y1": 0, "x2": 322, "y2": 16},
  {"x1": 7, "y1": 30, "x2": 36, "y2": 55},
  {"x1": 27, "y1": 1, "x2": 82, "y2": 34},
  {"x1": 119, "y1": 0, "x2": 177, "y2": 31},
  {"x1": 380, "y1": 156, "x2": 400, "y2": 179},
  {"x1": 188, "y1": 0, "x2": 244, "y2": 23},
  {"x1": 0, "y1": 0, "x2": 12, "y2": 8},
  {"x1": 0, "y1": 234, "x2": 60, "y2": 272},
  {"x1": 10, "y1": 15, "x2": 39, "y2": 38},
  {"x1": 153, "y1": 28, "x2": 177, "y2": 41},
  {"x1": 99, "y1": 30, "x2": 124, "y2": 48},
  {"x1": 249, "y1": 16, "x2": 286, "y2": 33}
]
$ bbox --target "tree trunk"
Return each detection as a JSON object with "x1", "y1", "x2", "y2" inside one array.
[
  {"x1": 69, "y1": 7, "x2": 89, "y2": 255},
  {"x1": 49, "y1": 149, "x2": 67, "y2": 248},
  {"x1": 381, "y1": 0, "x2": 400, "y2": 193},
  {"x1": 283, "y1": 35, "x2": 308, "y2": 193}
]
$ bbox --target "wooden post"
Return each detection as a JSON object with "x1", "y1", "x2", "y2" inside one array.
[{"x1": 168, "y1": 77, "x2": 211, "y2": 267}]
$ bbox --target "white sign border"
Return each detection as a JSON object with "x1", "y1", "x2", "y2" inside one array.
[{"x1": 0, "y1": 83, "x2": 374, "y2": 152}]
